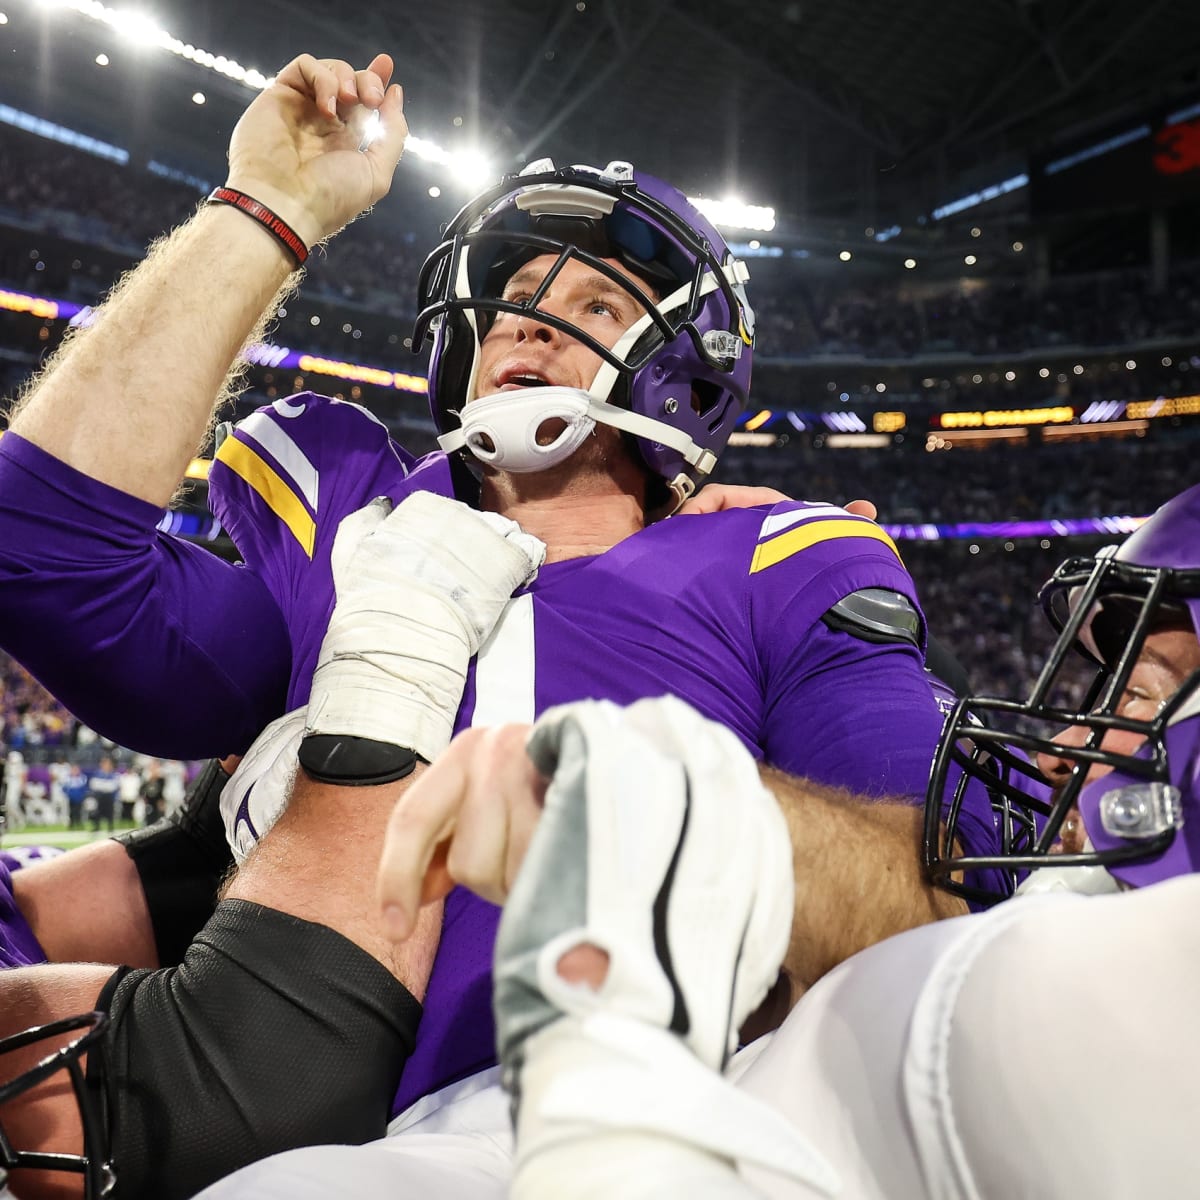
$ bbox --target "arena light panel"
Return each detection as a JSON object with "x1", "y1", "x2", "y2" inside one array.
[
  {"x1": 1126, "y1": 394, "x2": 1200, "y2": 419},
  {"x1": 934, "y1": 405, "x2": 1074, "y2": 429},
  {"x1": 882, "y1": 514, "x2": 1148, "y2": 542},
  {"x1": 0, "y1": 102, "x2": 128, "y2": 163},
  {"x1": 1041, "y1": 419, "x2": 1149, "y2": 441},
  {"x1": 5, "y1": 284, "x2": 1196, "y2": 430},
  {"x1": 824, "y1": 433, "x2": 891, "y2": 448},
  {"x1": 931, "y1": 173, "x2": 1029, "y2": 221},
  {"x1": 156, "y1": 456, "x2": 1153, "y2": 547},
  {"x1": 1044, "y1": 126, "x2": 1153, "y2": 176},
  {"x1": 687, "y1": 197, "x2": 776, "y2": 233}
]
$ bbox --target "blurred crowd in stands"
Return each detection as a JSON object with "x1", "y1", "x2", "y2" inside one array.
[
  {"x1": 749, "y1": 266, "x2": 1200, "y2": 360},
  {"x1": 905, "y1": 539, "x2": 1092, "y2": 708},
  {"x1": 717, "y1": 433, "x2": 1197, "y2": 525},
  {"x1": 3, "y1": 123, "x2": 1200, "y2": 367},
  {"x1": 2, "y1": 738, "x2": 189, "y2": 833},
  {"x1": 1, "y1": 653, "x2": 193, "y2": 832},
  {"x1": 1, "y1": 653, "x2": 78, "y2": 751},
  {"x1": 0, "y1": 123, "x2": 429, "y2": 329}
]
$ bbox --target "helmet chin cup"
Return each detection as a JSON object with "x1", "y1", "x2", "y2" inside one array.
[{"x1": 439, "y1": 387, "x2": 597, "y2": 474}]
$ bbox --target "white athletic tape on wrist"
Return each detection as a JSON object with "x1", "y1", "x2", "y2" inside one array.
[
  {"x1": 306, "y1": 492, "x2": 545, "y2": 762},
  {"x1": 305, "y1": 588, "x2": 477, "y2": 759}
]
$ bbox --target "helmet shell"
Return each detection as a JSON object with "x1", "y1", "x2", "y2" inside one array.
[{"x1": 414, "y1": 162, "x2": 754, "y2": 500}]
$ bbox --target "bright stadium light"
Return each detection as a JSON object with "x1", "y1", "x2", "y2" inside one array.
[
  {"x1": 110, "y1": 7, "x2": 161, "y2": 46},
  {"x1": 405, "y1": 135, "x2": 494, "y2": 189},
  {"x1": 687, "y1": 196, "x2": 776, "y2": 233},
  {"x1": 358, "y1": 110, "x2": 383, "y2": 148},
  {"x1": 41, "y1": 0, "x2": 273, "y2": 86},
  {"x1": 450, "y1": 148, "x2": 495, "y2": 189}
]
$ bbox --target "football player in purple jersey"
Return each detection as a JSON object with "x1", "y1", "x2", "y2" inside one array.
[
  {"x1": 0, "y1": 50, "x2": 991, "y2": 1200},
  {"x1": 353, "y1": 481, "x2": 1192, "y2": 1200}
]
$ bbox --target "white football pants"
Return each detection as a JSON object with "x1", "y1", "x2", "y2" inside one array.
[{"x1": 197, "y1": 876, "x2": 1200, "y2": 1199}]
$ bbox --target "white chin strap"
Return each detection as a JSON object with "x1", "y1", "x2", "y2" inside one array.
[
  {"x1": 438, "y1": 383, "x2": 722, "y2": 481},
  {"x1": 441, "y1": 387, "x2": 598, "y2": 474}
]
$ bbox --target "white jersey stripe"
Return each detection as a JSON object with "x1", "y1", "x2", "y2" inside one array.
[
  {"x1": 757, "y1": 505, "x2": 850, "y2": 540},
  {"x1": 238, "y1": 411, "x2": 321, "y2": 513},
  {"x1": 471, "y1": 593, "x2": 537, "y2": 727}
]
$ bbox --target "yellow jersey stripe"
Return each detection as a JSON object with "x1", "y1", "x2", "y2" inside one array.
[
  {"x1": 750, "y1": 518, "x2": 901, "y2": 574},
  {"x1": 215, "y1": 436, "x2": 316, "y2": 558}
]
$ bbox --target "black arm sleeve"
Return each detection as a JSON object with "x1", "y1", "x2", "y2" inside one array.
[
  {"x1": 90, "y1": 900, "x2": 421, "y2": 1200},
  {"x1": 112, "y1": 759, "x2": 234, "y2": 966}
]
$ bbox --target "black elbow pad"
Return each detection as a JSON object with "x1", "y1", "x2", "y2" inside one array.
[
  {"x1": 91, "y1": 900, "x2": 420, "y2": 1199},
  {"x1": 112, "y1": 758, "x2": 233, "y2": 966}
]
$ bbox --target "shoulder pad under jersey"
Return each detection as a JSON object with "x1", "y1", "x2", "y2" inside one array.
[{"x1": 823, "y1": 588, "x2": 921, "y2": 646}]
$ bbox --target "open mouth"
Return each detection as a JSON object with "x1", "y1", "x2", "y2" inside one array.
[{"x1": 497, "y1": 372, "x2": 553, "y2": 391}]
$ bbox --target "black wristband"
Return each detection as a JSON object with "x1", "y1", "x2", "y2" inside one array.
[
  {"x1": 298, "y1": 734, "x2": 421, "y2": 787},
  {"x1": 207, "y1": 186, "x2": 310, "y2": 267}
]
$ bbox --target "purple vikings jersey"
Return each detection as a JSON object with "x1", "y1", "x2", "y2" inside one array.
[
  {"x1": 0, "y1": 858, "x2": 46, "y2": 970},
  {"x1": 0, "y1": 846, "x2": 64, "y2": 871},
  {"x1": 0, "y1": 395, "x2": 999, "y2": 1113}
]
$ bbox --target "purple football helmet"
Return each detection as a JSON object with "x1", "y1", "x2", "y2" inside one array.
[
  {"x1": 412, "y1": 160, "x2": 755, "y2": 508},
  {"x1": 925, "y1": 481, "x2": 1200, "y2": 902}
]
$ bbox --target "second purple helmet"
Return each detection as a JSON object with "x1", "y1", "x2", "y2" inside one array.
[{"x1": 925, "y1": 480, "x2": 1200, "y2": 901}]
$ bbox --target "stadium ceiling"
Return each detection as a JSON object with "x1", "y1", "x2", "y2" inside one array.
[{"x1": 7, "y1": 0, "x2": 1200, "y2": 240}]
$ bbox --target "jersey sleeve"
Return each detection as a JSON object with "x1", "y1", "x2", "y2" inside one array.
[
  {"x1": 746, "y1": 502, "x2": 1001, "y2": 867},
  {"x1": 207, "y1": 394, "x2": 445, "y2": 710},
  {"x1": 208, "y1": 393, "x2": 418, "y2": 603},
  {"x1": 0, "y1": 858, "x2": 46, "y2": 969},
  {"x1": 0, "y1": 433, "x2": 291, "y2": 759}
]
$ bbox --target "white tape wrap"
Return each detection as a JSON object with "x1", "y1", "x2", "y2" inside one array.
[{"x1": 305, "y1": 491, "x2": 546, "y2": 763}]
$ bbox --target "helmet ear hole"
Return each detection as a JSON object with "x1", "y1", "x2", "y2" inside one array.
[{"x1": 690, "y1": 380, "x2": 721, "y2": 417}]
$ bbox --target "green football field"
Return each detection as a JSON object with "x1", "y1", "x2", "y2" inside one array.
[{"x1": 3, "y1": 822, "x2": 141, "y2": 851}]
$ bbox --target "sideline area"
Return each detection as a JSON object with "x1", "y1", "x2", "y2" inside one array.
[{"x1": 2, "y1": 822, "x2": 140, "y2": 851}]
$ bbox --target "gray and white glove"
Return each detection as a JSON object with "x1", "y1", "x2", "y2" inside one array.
[
  {"x1": 493, "y1": 696, "x2": 838, "y2": 1197},
  {"x1": 302, "y1": 491, "x2": 545, "y2": 780}
]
